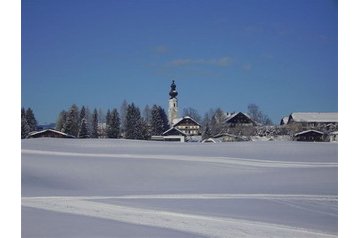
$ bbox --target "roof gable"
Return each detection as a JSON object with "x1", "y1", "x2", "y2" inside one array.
[
  {"x1": 172, "y1": 116, "x2": 201, "y2": 127},
  {"x1": 27, "y1": 129, "x2": 75, "y2": 138},
  {"x1": 162, "y1": 127, "x2": 187, "y2": 136},
  {"x1": 224, "y1": 112, "x2": 255, "y2": 125}
]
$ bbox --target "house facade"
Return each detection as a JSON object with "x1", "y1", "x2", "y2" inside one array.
[{"x1": 172, "y1": 116, "x2": 201, "y2": 136}]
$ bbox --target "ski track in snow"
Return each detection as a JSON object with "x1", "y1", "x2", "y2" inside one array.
[
  {"x1": 22, "y1": 149, "x2": 337, "y2": 168},
  {"x1": 22, "y1": 194, "x2": 337, "y2": 238}
]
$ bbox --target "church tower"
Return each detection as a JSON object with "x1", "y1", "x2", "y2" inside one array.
[{"x1": 168, "y1": 80, "x2": 179, "y2": 126}]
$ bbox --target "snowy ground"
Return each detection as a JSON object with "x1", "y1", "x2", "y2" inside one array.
[{"x1": 22, "y1": 138, "x2": 337, "y2": 238}]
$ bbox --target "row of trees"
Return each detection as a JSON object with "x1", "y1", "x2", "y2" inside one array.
[
  {"x1": 55, "y1": 102, "x2": 170, "y2": 139},
  {"x1": 21, "y1": 107, "x2": 38, "y2": 138}
]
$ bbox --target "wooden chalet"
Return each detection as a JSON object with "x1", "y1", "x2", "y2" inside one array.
[
  {"x1": 223, "y1": 112, "x2": 256, "y2": 127},
  {"x1": 27, "y1": 129, "x2": 75, "y2": 139},
  {"x1": 172, "y1": 116, "x2": 201, "y2": 136}
]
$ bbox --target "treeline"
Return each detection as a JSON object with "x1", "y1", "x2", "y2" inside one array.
[
  {"x1": 21, "y1": 102, "x2": 273, "y2": 140},
  {"x1": 21, "y1": 107, "x2": 38, "y2": 139},
  {"x1": 54, "y1": 102, "x2": 169, "y2": 139}
]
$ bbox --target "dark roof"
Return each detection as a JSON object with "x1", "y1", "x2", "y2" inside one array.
[
  {"x1": 294, "y1": 130, "x2": 324, "y2": 137},
  {"x1": 162, "y1": 127, "x2": 187, "y2": 136},
  {"x1": 223, "y1": 112, "x2": 256, "y2": 125}
]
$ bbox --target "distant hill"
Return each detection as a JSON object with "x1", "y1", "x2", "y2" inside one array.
[{"x1": 37, "y1": 123, "x2": 56, "y2": 130}]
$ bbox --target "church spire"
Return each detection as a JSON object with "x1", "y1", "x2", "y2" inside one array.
[{"x1": 168, "y1": 80, "x2": 179, "y2": 126}]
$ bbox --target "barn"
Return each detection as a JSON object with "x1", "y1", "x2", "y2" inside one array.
[{"x1": 294, "y1": 130, "x2": 324, "y2": 142}]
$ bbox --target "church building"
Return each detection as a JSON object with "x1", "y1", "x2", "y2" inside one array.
[{"x1": 163, "y1": 81, "x2": 201, "y2": 141}]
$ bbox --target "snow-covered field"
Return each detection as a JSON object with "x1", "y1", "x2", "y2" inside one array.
[{"x1": 22, "y1": 138, "x2": 337, "y2": 238}]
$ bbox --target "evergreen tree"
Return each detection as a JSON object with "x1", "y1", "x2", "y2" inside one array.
[
  {"x1": 150, "y1": 105, "x2": 169, "y2": 136},
  {"x1": 21, "y1": 108, "x2": 30, "y2": 138},
  {"x1": 125, "y1": 103, "x2": 148, "y2": 140},
  {"x1": 79, "y1": 106, "x2": 86, "y2": 122},
  {"x1": 85, "y1": 107, "x2": 93, "y2": 136},
  {"x1": 56, "y1": 110, "x2": 67, "y2": 132},
  {"x1": 63, "y1": 104, "x2": 80, "y2": 137},
  {"x1": 78, "y1": 118, "x2": 90, "y2": 138},
  {"x1": 105, "y1": 109, "x2": 111, "y2": 137},
  {"x1": 91, "y1": 108, "x2": 99, "y2": 138},
  {"x1": 107, "y1": 109, "x2": 121, "y2": 138},
  {"x1": 25, "y1": 107, "x2": 37, "y2": 132}
]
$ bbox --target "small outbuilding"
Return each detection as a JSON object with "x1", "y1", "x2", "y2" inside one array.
[
  {"x1": 162, "y1": 127, "x2": 186, "y2": 142},
  {"x1": 27, "y1": 129, "x2": 75, "y2": 139},
  {"x1": 294, "y1": 130, "x2": 324, "y2": 142}
]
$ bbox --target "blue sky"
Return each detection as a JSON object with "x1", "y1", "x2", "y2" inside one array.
[{"x1": 22, "y1": 0, "x2": 338, "y2": 124}]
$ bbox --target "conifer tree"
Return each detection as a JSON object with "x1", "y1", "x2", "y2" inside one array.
[
  {"x1": 91, "y1": 108, "x2": 99, "y2": 138},
  {"x1": 125, "y1": 103, "x2": 148, "y2": 139},
  {"x1": 25, "y1": 107, "x2": 37, "y2": 132},
  {"x1": 150, "y1": 105, "x2": 169, "y2": 136},
  {"x1": 78, "y1": 118, "x2": 90, "y2": 138},
  {"x1": 105, "y1": 109, "x2": 111, "y2": 138},
  {"x1": 79, "y1": 106, "x2": 86, "y2": 122},
  {"x1": 56, "y1": 110, "x2": 67, "y2": 132},
  {"x1": 107, "y1": 109, "x2": 121, "y2": 138},
  {"x1": 63, "y1": 104, "x2": 80, "y2": 137},
  {"x1": 21, "y1": 108, "x2": 30, "y2": 138}
]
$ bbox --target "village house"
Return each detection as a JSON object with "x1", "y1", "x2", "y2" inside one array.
[
  {"x1": 286, "y1": 112, "x2": 338, "y2": 128},
  {"x1": 223, "y1": 112, "x2": 256, "y2": 127},
  {"x1": 172, "y1": 116, "x2": 201, "y2": 136}
]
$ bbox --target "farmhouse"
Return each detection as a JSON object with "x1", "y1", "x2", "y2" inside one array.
[
  {"x1": 172, "y1": 116, "x2": 201, "y2": 136},
  {"x1": 287, "y1": 112, "x2": 338, "y2": 128},
  {"x1": 224, "y1": 112, "x2": 256, "y2": 127},
  {"x1": 27, "y1": 129, "x2": 75, "y2": 139}
]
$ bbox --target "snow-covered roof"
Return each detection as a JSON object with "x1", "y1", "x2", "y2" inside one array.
[
  {"x1": 294, "y1": 130, "x2": 324, "y2": 137},
  {"x1": 280, "y1": 116, "x2": 289, "y2": 125},
  {"x1": 289, "y1": 112, "x2": 338, "y2": 123},
  {"x1": 172, "y1": 116, "x2": 201, "y2": 127},
  {"x1": 27, "y1": 129, "x2": 75, "y2": 138},
  {"x1": 162, "y1": 127, "x2": 187, "y2": 136}
]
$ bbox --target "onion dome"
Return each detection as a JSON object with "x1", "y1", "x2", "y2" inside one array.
[{"x1": 169, "y1": 80, "x2": 178, "y2": 99}]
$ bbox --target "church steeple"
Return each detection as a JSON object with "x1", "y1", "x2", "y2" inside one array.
[
  {"x1": 168, "y1": 80, "x2": 179, "y2": 126},
  {"x1": 169, "y1": 80, "x2": 178, "y2": 99}
]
